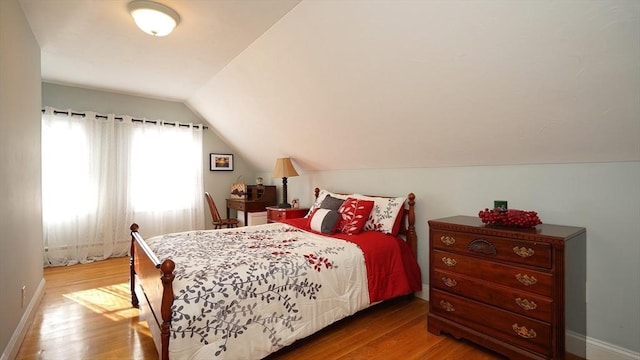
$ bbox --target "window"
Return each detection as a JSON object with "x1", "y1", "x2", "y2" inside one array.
[{"x1": 41, "y1": 108, "x2": 204, "y2": 266}]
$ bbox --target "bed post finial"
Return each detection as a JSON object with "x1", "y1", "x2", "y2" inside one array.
[
  {"x1": 160, "y1": 259, "x2": 175, "y2": 360},
  {"x1": 314, "y1": 187, "x2": 320, "y2": 200},
  {"x1": 406, "y1": 193, "x2": 417, "y2": 257},
  {"x1": 130, "y1": 223, "x2": 139, "y2": 308}
]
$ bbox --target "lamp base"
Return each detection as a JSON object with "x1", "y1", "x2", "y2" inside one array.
[{"x1": 278, "y1": 203, "x2": 292, "y2": 209}]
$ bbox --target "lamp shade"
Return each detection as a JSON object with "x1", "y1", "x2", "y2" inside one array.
[
  {"x1": 272, "y1": 158, "x2": 299, "y2": 178},
  {"x1": 128, "y1": 0, "x2": 180, "y2": 37}
]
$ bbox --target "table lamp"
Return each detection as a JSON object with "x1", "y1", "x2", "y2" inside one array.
[{"x1": 271, "y1": 157, "x2": 299, "y2": 208}]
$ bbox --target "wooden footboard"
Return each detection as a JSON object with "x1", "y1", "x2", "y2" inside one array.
[{"x1": 130, "y1": 223, "x2": 174, "y2": 360}]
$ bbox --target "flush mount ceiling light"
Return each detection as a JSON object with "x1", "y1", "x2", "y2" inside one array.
[{"x1": 128, "y1": 0, "x2": 180, "y2": 37}]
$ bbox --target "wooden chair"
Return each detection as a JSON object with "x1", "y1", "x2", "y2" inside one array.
[{"x1": 205, "y1": 192, "x2": 239, "y2": 229}]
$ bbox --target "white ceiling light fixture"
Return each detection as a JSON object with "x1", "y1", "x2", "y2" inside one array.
[{"x1": 128, "y1": 0, "x2": 180, "y2": 37}]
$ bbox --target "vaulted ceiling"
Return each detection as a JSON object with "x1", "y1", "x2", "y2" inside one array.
[{"x1": 19, "y1": 0, "x2": 640, "y2": 172}]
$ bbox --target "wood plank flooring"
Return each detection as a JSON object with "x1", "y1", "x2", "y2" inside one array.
[{"x1": 16, "y1": 257, "x2": 510, "y2": 359}]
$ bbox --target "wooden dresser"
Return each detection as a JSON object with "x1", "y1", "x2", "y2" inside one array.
[{"x1": 428, "y1": 216, "x2": 586, "y2": 360}]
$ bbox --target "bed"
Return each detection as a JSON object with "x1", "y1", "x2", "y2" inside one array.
[{"x1": 130, "y1": 188, "x2": 421, "y2": 359}]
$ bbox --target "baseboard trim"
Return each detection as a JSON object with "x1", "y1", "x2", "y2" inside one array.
[
  {"x1": 566, "y1": 330, "x2": 587, "y2": 358},
  {"x1": 586, "y1": 335, "x2": 640, "y2": 360},
  {"x1": 0, "y1": 278, "x2": 46, "y2": 360},
  {"x1": 414, "y1": 282, "x2": 429, "y2": 301}
]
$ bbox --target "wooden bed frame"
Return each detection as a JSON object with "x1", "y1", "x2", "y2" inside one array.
[{"x1": 129, "y1": 190, "x2": 416, "y2": 360}]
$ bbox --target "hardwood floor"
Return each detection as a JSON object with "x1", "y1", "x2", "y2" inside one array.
[
  {"x1": 16, "y1": 257, "x2": 515, "y2": 359},
  {"x1": 16, "y1": 257, "x2": 157, "y2": 360}
]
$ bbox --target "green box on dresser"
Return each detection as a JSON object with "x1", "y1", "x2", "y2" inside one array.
[{"x1": 427, "y1": 215, "x2": 586, "y2": 360}]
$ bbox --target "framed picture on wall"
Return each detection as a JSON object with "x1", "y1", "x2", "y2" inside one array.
[{"x1": 210, "y1": 153, "x2": 234, "y2": 171}]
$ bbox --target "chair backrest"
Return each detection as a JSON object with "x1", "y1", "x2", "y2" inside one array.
[{"x1": 204, "y1": 192, "x2": 222, "y2": 223}]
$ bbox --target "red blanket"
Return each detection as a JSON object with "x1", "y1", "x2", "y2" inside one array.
[{"x1": 282, "y1": 218, "x2": 422, "y2": 303}]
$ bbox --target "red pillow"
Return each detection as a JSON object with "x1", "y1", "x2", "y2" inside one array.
[{"x1": 337, "y1": 197, "x2": 375, "y2": 235}]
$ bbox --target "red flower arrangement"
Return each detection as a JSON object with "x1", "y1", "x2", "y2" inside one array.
[{"x1": 478, "y1": 208, "x2": 542, "y2": 228}]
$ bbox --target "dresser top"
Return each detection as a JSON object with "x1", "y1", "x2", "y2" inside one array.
[{"x1": 429, "y1": 215, "x2": 585, "y2": 242}]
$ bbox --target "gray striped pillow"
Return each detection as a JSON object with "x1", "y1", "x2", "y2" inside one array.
[{"x1": 308, "y1": 208, "x2": 340, "y2": 234}]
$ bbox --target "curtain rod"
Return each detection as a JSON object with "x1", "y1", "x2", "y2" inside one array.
[{"x1": 42, "y1": 108, "x2": 209, "y2": 130}]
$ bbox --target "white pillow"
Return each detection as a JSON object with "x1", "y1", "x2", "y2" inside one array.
[{"x1": 353, "y1": 194, "x2": 406, "y2": 235}]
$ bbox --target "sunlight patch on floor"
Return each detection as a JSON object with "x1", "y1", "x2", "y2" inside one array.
[
  {"x1": 62, "y1": 282, "x2": 138, "y2": 321},
  {"x1": 132, "y1": 318, "x2": 153, "y2": 338}
]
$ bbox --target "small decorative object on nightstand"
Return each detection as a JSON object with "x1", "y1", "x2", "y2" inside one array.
[{"x1": 267, "y1": 206, "x2": 309, "y2": 223}]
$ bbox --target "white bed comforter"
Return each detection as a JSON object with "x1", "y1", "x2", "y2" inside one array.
[{"x1": 146, "y1": 223, "x2": 370, "y2": 360}]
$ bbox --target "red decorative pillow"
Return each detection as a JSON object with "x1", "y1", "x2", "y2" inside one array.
[{"x1": 337, "y1": 197, "x2": 374, "y2": 235}]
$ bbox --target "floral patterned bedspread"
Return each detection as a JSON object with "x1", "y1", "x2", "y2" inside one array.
[{"x1": 146, "y1": 223, "x2": 370, "y2": 360}]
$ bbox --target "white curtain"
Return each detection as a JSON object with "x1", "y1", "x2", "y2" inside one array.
[{"x1": 42, "y1": 107, "x2": 204, "y2": 266}]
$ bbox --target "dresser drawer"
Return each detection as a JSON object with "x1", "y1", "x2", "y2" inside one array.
[
  {"x1": 431, "y1": 289, "x2": 552, "y2": 357},
  {"x1": 269, "y1": 210, "x2": 287, "y2": 222},
  {"x1": 267, "y1": 207, "x2": 309, "y2": 223},
  {"x1": 232, "y1": 202, "x2": 247, "y2": 211},
  {"x1": 433, "y1": 249, "x2": 553, "y2": 297},
  {"x1": 431, "y1": 230, "x2": 552, "y2": 269},
  {"x1": 432, "y1": 268, "x2": 553, "y2": 322}
]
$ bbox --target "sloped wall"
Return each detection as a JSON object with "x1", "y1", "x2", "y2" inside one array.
[{"x1": 189, "y1": 0, "x2": 640, "y2": 172}]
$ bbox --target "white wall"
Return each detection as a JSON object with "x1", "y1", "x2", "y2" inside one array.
[
  {"x1": 0, "y1": 0, "x2": 44, "y2": 357},
  {"x1": 41, "y1": 83, "x2": 260, "y2": 231},
  {"x1": 267, "y1": 161, "x2": 640, "y2": 354}
]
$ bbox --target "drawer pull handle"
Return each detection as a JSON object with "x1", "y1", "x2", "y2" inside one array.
[
  {"x1": 440, "y1": 235, "x2": 456, "y2": 246},
  {"x1": 515, "y1": 273, "x2": 538, "y2": 286},
  {"x1": 468, "y1": 238, "x2": 497, "y2": 255},
  {"x1": 515, "y1": 298, "x2": 537, "y2": 310},
  {"x1": 513, "y1": 246, "x2": 535, "y2": 258},
  {"x1": 442, "y1": 277, "x2": 457, "y2": 287},
  {"x1": 439, "y1": 300, "x2": 455, "y2": 312},
  {"x1": 442, "y1": 257, "x2": 457, "y2": 267},
  {"x1": 512, "y1": 323, "x2": 537, "y2": 339}
]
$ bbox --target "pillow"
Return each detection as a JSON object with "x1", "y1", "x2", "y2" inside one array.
[
  {"x1": 320, "y1": 194, "x2": 345, "y2": 211},
  {"x1": 353, "y1": 194, "x2": 406, "y2": 235},
  {"x1": 305, "y1": 189, "x2": 350, "y2": 217},
  {"x1": 337, "y1": 197, "x2": 375, "y2": 235},
  {"x1": 308, "y1": 208, "x2": 340, "y2": 234}
]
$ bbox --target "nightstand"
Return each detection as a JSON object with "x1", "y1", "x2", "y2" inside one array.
[{"x1": 266, "y1": 207, "x2": 309, "y2": 223}]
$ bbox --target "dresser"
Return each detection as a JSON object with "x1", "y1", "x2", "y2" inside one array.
[
  {"x1": 428, "y1": 216, "x2": 586, "y2": 360},
  {"x1": 266, "y1": 207, "x2": 309, "y2": 223}
]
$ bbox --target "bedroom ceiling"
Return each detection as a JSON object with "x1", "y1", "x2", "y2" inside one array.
[
  {"x1": 18, "y1": 1, "x2": 640, "y2": 173},
  {"x1": 18, "y1": 0, "x2": 300, "y2": 101}
]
